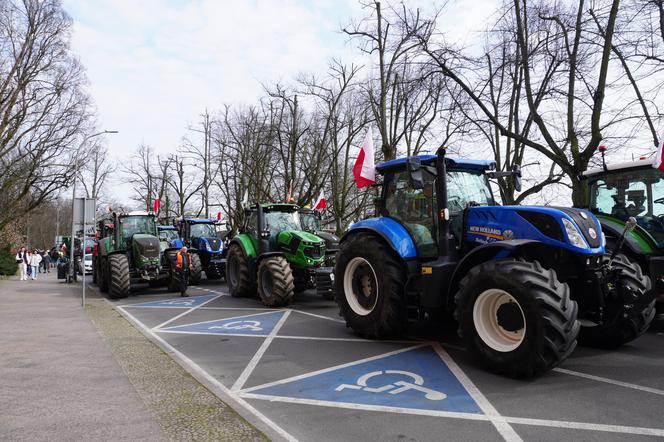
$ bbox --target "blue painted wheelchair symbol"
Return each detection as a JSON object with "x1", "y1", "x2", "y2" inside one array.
[
  {"x1": 336, "y1": 370, "x2": 446, "y2": 401},
  {"x1": 124, "y1": 294, "x2": 217, "y2": 309},
  {"x1": 158, "y1": 311, "x2": 284, "y2": 336}
]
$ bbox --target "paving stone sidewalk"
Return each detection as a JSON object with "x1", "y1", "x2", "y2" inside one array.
[{"x1": 0, "y1": 272, "x2": 266, "y2": 441}]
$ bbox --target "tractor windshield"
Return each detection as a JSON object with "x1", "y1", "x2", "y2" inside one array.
[
  {"x1": 590, "y1": 168, "x2": 664, "y2": 246},
  {"x1": 300, "y1": 212, "x2": 321, "y2": 232},
  {"x1": 159, "y1": 229, "x2": 179, "y2": 241},
  {"x1": 190, "y1": 223, "x2": 216, "y2": 238},
  {"x1": 121, "y1": 216, "x2": 156, "y2": 245},
  {"x1": 265, "y1": 211, "x2": 301, "y2": 236},
  {"x1": 446, "y1": 170, "x2": 495, "y2": 213}
]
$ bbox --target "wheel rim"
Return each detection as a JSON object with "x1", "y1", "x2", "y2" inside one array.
[
  {"x1": 343, "y1": 257, "x2": 378, "y2": 316},
  {"x1": 473, "y1": 289, "x2": 526, "y2": 352},
  {"x1": 260, "y1": 266, "x2": 273, "y2": 299}
]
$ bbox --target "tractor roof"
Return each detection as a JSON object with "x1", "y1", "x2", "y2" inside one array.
[
  {"x1": 183, "y1": 218, "x2": 216, "y2": 224},
  {"x1": 158, "y1": 225, "x2": 178, "y2": 230},
  {"x1": 582, "y1": 158, "x2": 654, "y2": 177},
  {"x1": 123, "y1": 210, "x2": 154, "y2": 217},
  {"x1": 251, "y1": 203, "x2": 299, "y2": 212},
  {"x1": 376, "y1": 155, "x2": 496, "y2": 174}
]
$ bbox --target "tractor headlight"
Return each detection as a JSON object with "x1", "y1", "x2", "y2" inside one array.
[{"x1": 562, "y1": 218, "x2": 588, "y2": 248}]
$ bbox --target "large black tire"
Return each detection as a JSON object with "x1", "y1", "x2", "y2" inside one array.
[
  {"x1": 258, "y1": 256, "x2": 295, "y2": 307},
  {"x1": 579, "y1": 254, "x2": 655, "y2": 348},
  {"x1": 205, "y1": 265, "x2": 222, "y2": 280},
  {"x1": 108, "y1": 254, "x2": 130, "y2": 299},
  {"x1": 99, "y1": 257, "x2": 109, "y2": 293},
  {"x1": 92, "y1": 258, "x2": 98, "y2": 284},
  {"x1": 454, "y1": 259, "x2": 579, "y2": 378},
  {"x1": 227, "y1": 244, "x2": 256, "y2": 297},
  {"x1": 189, "y1": 253, "x2": 202, "y2": 285},
  {"x1": 334, "y1": 233, "x2": 406, "y2": 338}
]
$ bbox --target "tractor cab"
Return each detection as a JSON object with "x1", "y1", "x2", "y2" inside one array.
[
  {"x1": 158, "y1": 225, "x2": 182, "y2": 250},
  {"x1": 175, "y1": 218, "x2": 225, "y2": 282}
]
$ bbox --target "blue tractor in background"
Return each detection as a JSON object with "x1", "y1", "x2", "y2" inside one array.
[
  {"x1": 333, "y1": 148, "x2": 653, "y2": 377},
  {"x1": 177, "y1": 218, "x2": 226, "y2": 283},
  {"x1": 158, "y1": 225, "x2": 183, "y2": 250}
]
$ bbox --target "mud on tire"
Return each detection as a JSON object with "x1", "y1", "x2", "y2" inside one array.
[
  {"x1": 579, "y1": 254, "x2": 654, "y2": 348},
  {"x1": 227, "y1": 244, "x2": 256, "y2": 297},
  {"x1": 258, "y1": 256, "x2": 295, "y2": 307},
  {"x1": 108, "y1": 254, "x2": 130, "y2": 299},
  {"x1": 334, "y1": 233, "x2": 406, "y2": 339},
  {"x1": 454, "y1": 259, "x2": 579, "y2": 378}
]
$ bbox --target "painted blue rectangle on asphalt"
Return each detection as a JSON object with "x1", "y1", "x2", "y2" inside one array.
[
  {"x1": 249, "y1": 346, "x2": 482, "y2": 414},
  {"x1": 125, "y1": 294, "x2": 216, "y2": 308},
  {"x1": 160, "y1": 311, "x2": 285, "y2": 336}
]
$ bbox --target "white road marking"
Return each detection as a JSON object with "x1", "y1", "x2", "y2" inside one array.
[
  {"x1": 117, "y1": 306, "x2": 297, "y2": 442},
  {"x1": 499, "y1": 416, "x2": 664, "y2": 437},
  {"x1": 289, "y1": 309, "x2": 346, "y2": 324},
  {"x1": 231, "y1": 310, "x2": 292, "y2": 392},
  {"x1": 157, "y1": 310, "x2": 282, "y2": 331},
  {"x1": 432, "y1": 343, "x2": 522, "y2": 442},
  {"x1": 199, "y1": 306, "x2": 277, "y2": 311},
  {"x1": 553, "y1": 368, "x2": 664, "y2": 397},
  {"x1": 155, "y1": 328, "x2": 412, "y2": 343},
  {"x1": 150, "y1": 294, "x2": 222, "y2": 330},
  {"x1": 240, "y1": 344, "x2": 428, "y2": 394}
]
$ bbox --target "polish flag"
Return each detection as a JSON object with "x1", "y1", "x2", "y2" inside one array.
[
  {"x1": 653, "y1": 138, "x2": 664, "y2": 171},
  {"x1": 216, "y1": 211, "x2": 221, "y2": 221},
  {"x1": 353, "y1": 127, "x2": 376, "y2": 188},
  {"x1": 313, "y1": 191, "x2": 326, "y2": 210},
  {"x1": 152, "y1": 198, "x2": 160, "y2": 213}
]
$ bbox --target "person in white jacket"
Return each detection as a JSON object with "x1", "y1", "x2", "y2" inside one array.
[
  {"x1": 29, "y1": 250, "x2": 42, "y2": 280},
  {"x1": 15, "y1": 247, "x2": 28, "y2": 281}
]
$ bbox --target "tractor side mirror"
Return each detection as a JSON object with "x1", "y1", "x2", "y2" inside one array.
[
  {"x1": 407, "y1": 157, "x2": 424, "y2": 190},
  {"x1": 512, "y1": 164, "x2": 522, "y2": 192}
]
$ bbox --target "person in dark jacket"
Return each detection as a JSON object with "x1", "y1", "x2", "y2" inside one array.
[{"x1": 174, "y1": 246, "x2": 193, "y2": 297}]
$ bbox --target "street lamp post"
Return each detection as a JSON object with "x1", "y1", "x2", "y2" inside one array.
[{"x1": 69, "y1": 130, "x2": 118, "y2": 283}]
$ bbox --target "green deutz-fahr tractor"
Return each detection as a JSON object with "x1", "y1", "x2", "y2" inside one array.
[
  {"x1": 583, "y1": 156, "x2": 664, "y2": 325},
  {"x1": 299, "y1": 207, "x2": 340, "y2": 267},
  {"x1": 93, "y1": 211, "x2": 165, "y2": 298},
  {"x1": 226, "y1": 203, "x2": 328, "y2": 306}
]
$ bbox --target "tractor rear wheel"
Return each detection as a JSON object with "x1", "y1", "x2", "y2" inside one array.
[
  {"x1": 455, "y1": 259, "x2": 579, "y2": 378},
  {"x1": 227, "y1": 244, "x2": 256, "y2": 297},
  {"x1": 579, "y1": 254, "x2": 654, "y2": 348},
  {"x1": 334, "y1": 233, "x2": 406, "y2": 338},
  {"x1": 99, "y1": 257, "x2": 109, "y2": 293},
  {"x1": 92, "y1": 258, "x2": 97, "y2": 284},
  {"x1": 189, "y1": 254, "x2": 202, "y2": 285},
  {"x1": 108, "y1": 254, "x2": 130, "y2": 299},
  {"x1": 258, "y1": 256, "x2": 295, "y2": 307}
]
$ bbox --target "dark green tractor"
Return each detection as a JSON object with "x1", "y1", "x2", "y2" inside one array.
[
  {"x1": 226, "y1": 203, "x2": 328, "y2": 306},
  {"x1": 583, "y1": 158, "x2": 664, "y2": 325},
  {"x1": 93, "y1": 211, "x2": 166, "y2": 299}
]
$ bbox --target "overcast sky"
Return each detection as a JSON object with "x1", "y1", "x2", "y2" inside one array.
[{"x1": 62, "y1": 0, "x2": 499, "y2": 164}]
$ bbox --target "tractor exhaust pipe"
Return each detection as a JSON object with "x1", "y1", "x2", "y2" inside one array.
[{"x1": 435, "y1": 147, "x2": 451, "y2": 257}]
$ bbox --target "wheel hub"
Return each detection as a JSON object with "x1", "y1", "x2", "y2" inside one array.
[
  {"x1": 473, "y1": 289, "x2": 526, "y2": 352},
  {"x1": 496, "y1": 301, "x2": 525, "y2": 332},
  {"x1": 343, "y1": 257, "x2": 378, "y2": 316}
]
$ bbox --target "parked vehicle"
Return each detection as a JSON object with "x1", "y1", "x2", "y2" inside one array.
[
  {"x1": 176, "y1": 218, "x2": 224, "y2": 282},
  {"x1": 84, "y1": 253, "x2": 93, "y2": 275}
]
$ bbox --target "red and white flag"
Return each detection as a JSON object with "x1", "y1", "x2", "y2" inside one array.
[
  {"x1": 216, "y1": 211, "x2": 221, "y2": 221},
  {"x1": 653, "y1": 138, "x2": 664, "y2": 171},
  {"x1": 353, "y1": 127, "x2": 376, "y2": 188},
  {"x1": 313, "y1": 191, "x2": 326, "y2": 210},
  {"x1": 152, "y1": 198, "x2": 161, "y2": 213},
  {"x1": 286, "y1": 180, "x2": 293, "y2": 203}
]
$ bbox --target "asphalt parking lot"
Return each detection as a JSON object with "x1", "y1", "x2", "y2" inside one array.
[{"x1": 105, "y1": 279, "x2": 664, "y2": 442}]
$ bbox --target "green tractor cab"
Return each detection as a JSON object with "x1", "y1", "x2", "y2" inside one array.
[
  {"x1": 583, "y1": 158, "x2": 664, "y2": 322},
  {"x1": 226, "y1": 203, "x2": 330, "y2": 306},
  {"x1": 299, "y1": 207, "x2": 340, "y2": 267},
  {"x1": 93, "y1": 211, "x2": 167, "y2": 298}
]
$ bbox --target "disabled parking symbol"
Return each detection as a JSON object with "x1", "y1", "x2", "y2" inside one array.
[
  {"x1": 244, "y1": 345, "x2": 482, "y2": 414},
  {"x1": 158, "y1": 311, "x2": 285, "y2": 336},
  {"x1": 124, "y1": 294, "x2": 217, "y2": 309}
]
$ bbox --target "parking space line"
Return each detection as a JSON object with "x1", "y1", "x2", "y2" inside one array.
[
  {"x1": 501, "y1": 416, "x2": 664, "y2": 437},
  {"x1": 290, "y1": 309, "x2": 346, "y2": 324},
  {"x1": 432, "y1": 343, "x2": 522, "y2": 442},
  {"x1": 199, "y1": 306, "x2": 277, "y2": 311},
  {"x1": 240, "y1": 344, "x2": 428, "y2": 394},
  {"x1": 116, "y1": 305, "x2": 298, "y2": 442},
  {"x1": 553, "y1": 368, "x2": 664, "y2": 397},
  {"x1": 150, "y1": 294, "x2": 223, "y2": 330},
  {"x1": 156, "y1": 310, "x2": 282, "y2": 331},
  {"x1": 156, "y1": 330, "x2": 269, "y2": 338},
  {"x1": 232, "y1": 310, "x2": 292, "y2": 392}
]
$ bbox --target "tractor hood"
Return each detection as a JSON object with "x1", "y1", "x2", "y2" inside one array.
[
  {"x1": 466, "y1": 206, "x2": 604, "y2": 254},
  {"x1": 315, "y1": 231, "x2": 340, "y2": 250},
  {"x1": 277, "y1": 230, "x2": 326, "y2": 265},
  {"x1": 132, "y1": 234, "x2": 161, "y2": 264},
  {"x1": 196, "y1": 236, "x2": 223, "y2": 253}
]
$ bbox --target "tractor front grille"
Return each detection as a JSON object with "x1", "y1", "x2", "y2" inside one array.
[{"x1": 304, "y1": 245, "x2": 324, "y2": 260}]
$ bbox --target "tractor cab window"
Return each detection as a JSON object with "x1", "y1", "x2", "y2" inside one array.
[
  {"x1": 301, "y1": 212, "x2": 320, "y2": 232},
  {"x1": 190, "y1": 223, "x2": 216, "y2": 239},
  {"x1": 446, "y1": 170, "x2": 494, "y2": 214},
  {"x1": 590, "y1": 168, "x2": 664, "y2": 246},
  {"x1": 384, "y1": 171, "x2": 437, "y2": 258},
  {"x1": 121, "y1": 216, "x2": 156, "y2": 247},
  {"x1": 264, "y1": 211, "x2": 301, "y2": 238},
  {"x1": 159, "y1": 229, "x2": 179, "y2": 241}
]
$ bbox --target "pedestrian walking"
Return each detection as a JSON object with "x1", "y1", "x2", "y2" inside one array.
[
  {"x1": 29, "y1": 250, "x2": 42, "y2": 280},
  {"x1": 26, "y1": 250, "x2": 32, "y2": 277},
  {"x1": 174, "y1": 246, "x2": 193, "y2": 297},
  {"x1": 15, "y1": 247, "x2": 29, "y2": 281},
  {"x1": 42, "y1": 251, "x2": 52, "y2": 273}
]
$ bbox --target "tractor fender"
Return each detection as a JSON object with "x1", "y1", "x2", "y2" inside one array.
[
  {"x1": 342, "y1": 217, "x2": 418, "y2": 260},
  {"x1": 448, "y1": 239, "x2": 551, "y2": 306},
  {"x1": 598, "y1": 218, "x2": 656, "y2": 256},
  {"x1": 230, "y1": 235, "x2": 257, "y2": 259}
]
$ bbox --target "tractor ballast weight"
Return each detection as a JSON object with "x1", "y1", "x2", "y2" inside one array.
[
  {"x1": 93, "y1": 211, "x2": 167, "y2": 299},
  {"x1": 176, "y1": 218, "x2": 225, "y2": 283},
  {"x1": 334, "y1": 149, "x2": 652, "y2": 378},
  {"x1": 582, "y1": 158, "x2": 663, "y2": 325},
  {"x1": 226, "y1": 203, "x2": 331, "y2": 307}
]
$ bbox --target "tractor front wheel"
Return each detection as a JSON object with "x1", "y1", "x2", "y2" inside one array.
[
  {"x1": 455, "y1": 259, "x2": 579, "y2": 378},
  {"x1": 99, "y1": 257, "x2": 109, "y2": 293},
  {"x1": 334, "y1": 233, "x2": 406, "y2": 338},
  {"x1": 579, "y1": 254, "x2": 654, "y2": 348},
  {"x1": 258, "y1": 256, "x2": 294, "y2": 307},
  {"x1": 108, "y1": 254, "x2": 130, "y2": 299},
  {"x1": 189, "y1": 254, "x2": 202, "y2": 285},
  {"x1": 227, "y1": 244, "x2": 256, "y2": 297}
]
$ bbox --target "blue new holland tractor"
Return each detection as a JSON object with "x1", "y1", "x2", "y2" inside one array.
[
  {"x1": 334, "y1": 148, "x2": 652, "y2": 377},
  {"x1": 177, "y1": 218, "x2": 226, "y2": 283}
]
